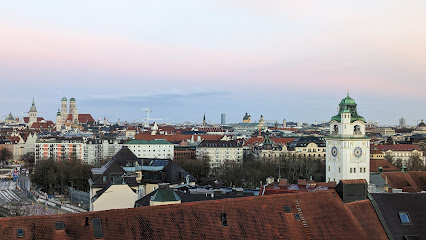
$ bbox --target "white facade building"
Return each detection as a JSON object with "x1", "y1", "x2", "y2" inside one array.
[
  {"x1": 326, "y1": 93, "x2": 370, "y2": 183},
  {"x1": 124, "y1": 139, "x2": 174, "y2": 159}
]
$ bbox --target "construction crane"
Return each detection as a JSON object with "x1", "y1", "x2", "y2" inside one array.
[{"x1": 140, "y1": 108, "x2": 167, "y2": 128}]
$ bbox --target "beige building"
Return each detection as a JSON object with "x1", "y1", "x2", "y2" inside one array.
[
  {"x1": 196, "y1": 140, "x2": 243, "y2": 170},
  {"x1": 373, "y1": 144, "x2": 425, "y2": 165}
]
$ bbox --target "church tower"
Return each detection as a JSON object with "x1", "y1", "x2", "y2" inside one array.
[
  {"x1": 202, "y1": 114, "x2": 206, "y2": 127},
  {"x1": 56, "y1": 109, "x2": 62, "y2": 131},
  {"x1": 69, "y1": 97, "x2": 78, "y2": 124},
  {"x1": 61, "y1": 97, "x2": 68, "y2": 123},
  {"x1": 28, "y1": 97, "x2": 37, "y2": 127},
  {"x1": 326, "y1": 92, "x2": 370, "y2": 183}
]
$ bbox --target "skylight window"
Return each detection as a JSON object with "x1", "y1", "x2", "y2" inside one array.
[{"x1": 399, "y1": 212, "x2": 411, "y2": 224}]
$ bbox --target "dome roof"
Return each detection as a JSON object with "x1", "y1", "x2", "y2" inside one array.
[
  {"x1": 340, "y1": 95, "x2": 356, "y2": 105},
  {"x1": 70, "y1": 97, "x2": 76, "y2": 101},
  {"x1": 61, "y1": 97, "x2": 67, "y2": 101},
  {"x1": 331, "y1": 93, "x2": 365, "y2": 123},
  {"x1": 418, "y1": 120, "x2": 426, "y2": 127}
]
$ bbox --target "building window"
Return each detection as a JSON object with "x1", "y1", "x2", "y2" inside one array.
[
  {"x1": 102, "y1": 176, "x2": 107, "y2": 182},
  {"x1": 398, "y1": 212, "x2": 411, "y2": 224},
  {"x1": 350, "y1": 168, "x2": 352, "y2": 173},
  {"x1": 354, "y1": 168, "x2": 356, "y2": 173},
  {"x1": 364, "y1": 168, "x2": 366, "y2": 172},
  {"x1": 328, "y1": 166, "x2": 330, "y2": 171},
  {"x1": 338, "y1": 167, "x2": 341, "y2": 173}
]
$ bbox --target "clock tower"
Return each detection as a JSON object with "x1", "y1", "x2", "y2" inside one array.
[{"x1": 326, "y1": 93, "x2": 370, "y2": 183}]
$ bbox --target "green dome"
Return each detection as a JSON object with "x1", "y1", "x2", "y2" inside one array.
[
  {"x1": 331, "y1": 93, "x2": 365, "y2": 123},
  {"x1": 70, "y1": 97, "x2": 76, "y2": 101},
  {"x1": 61, "y1": 97, "x2": 67, "y2": 101},
  {"x1": 340, "y1": 95, "x2": 356, "y2": 105}
]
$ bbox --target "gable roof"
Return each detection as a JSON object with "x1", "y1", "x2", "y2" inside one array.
[
  {"x1": 345, "y1": 199, "x2": 388, "y2": 239},
  {"x1": 110, "y1": 146, "x2": 139, "y2": 167},
  {"x1": 382, "y1": 171, "x2": 426, "y2": 192},
  {"x1": 370, "y1": 159, "x2": 400, "y2": 172},
  {"x1": 0, "y1": 190, "x2": 387, "y2": 239},
  {"x1": 371, "y1": 193, "x2": 426, "y2": 240}
]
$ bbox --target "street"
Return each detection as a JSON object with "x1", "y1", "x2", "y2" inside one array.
[{"x1": 0, "y1": 177, "x2": 66, "y2": 217}]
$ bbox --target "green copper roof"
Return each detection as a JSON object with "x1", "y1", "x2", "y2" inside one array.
[
  {"x1": 61, "y1": 97, "x2": 67, "y2": 101},
  {"x1": 57, "y1": 109, "x2": 61, "y2": 115},
  {"x1": 263, "y1": 136, "x2": 273, "y2": 145},
  {"x1": 70, "y1": 97, "x2": 76, "y2": 101},
  {"x1": 151, "y1": 188, "x2": 181, "y2": 202},
  {"x1": 331, "y1": 93, "x2": 365, "y2": 123}
]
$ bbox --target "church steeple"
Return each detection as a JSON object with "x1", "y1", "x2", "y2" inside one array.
[{"x1": 202, "y1": 114, "x2": 206, "y2": 127}]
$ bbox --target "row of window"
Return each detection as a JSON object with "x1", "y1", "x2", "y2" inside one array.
[{"x1": 349, "y1": 167, "x2": 366, "y2": 173}]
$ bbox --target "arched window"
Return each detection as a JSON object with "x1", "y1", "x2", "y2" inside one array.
[{"x1": 354, "y1": 125, "x2": 361, "y2": 134}]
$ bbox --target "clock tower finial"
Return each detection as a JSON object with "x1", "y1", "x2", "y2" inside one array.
[{"x1": 347, "y1": 89, "x2": 350, "y2": 97}]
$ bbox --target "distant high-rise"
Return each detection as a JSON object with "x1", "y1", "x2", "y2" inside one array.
[
  {"x1": 283, "y1": 119, "x2": 287, "y2": 128},
  {"x1": 399, "y1": 117, "x2": 406, "y2": 128},
  {"x1": 221, "y1": 113, "x2": 226, "y2": 125}
]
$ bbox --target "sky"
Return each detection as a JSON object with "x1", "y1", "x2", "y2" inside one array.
[{"x1": 1, "y1": 1, "x2": 425, "y2": 126}]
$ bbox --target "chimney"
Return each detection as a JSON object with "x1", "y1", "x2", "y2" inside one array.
[
  {"x1": 335, "y1": 179, "x2": 368, "y2": 203},
  {"x1": 297, "y1": 179, "x2": 307, "y2": 186},
  {"x1": 158, "y1": 183, "x2": 170, "y2": 189},
  {"x1": 378, "y1": 166, "x2": 383, "y2": 174},
  {"x1": 401, "y1": 166, "x2": 407, "y2": 173},
  {"x1": 279, "y1": 179, "x2": 289, "y2": 187}
]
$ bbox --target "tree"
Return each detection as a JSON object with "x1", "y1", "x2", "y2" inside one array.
[
  {"x1": 22, "y1": 152, "x2": 35, "y2": 171},
  {"x1": 406, "y1": 155, "x2": 425, "y2": 171},
  {"x1": 31, "y1": 158, "x2": 93, "y2": 194},
  {"x1": 175, "y1": 155, "x2": 211, "y2": 184},
  {"x1": 0, "y1": 148, "x2": 13, "y2": 166}
]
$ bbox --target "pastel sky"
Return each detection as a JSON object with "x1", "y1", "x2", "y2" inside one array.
[{"x1": 1, "y1": 1, "x2": 425, "y2": 125}]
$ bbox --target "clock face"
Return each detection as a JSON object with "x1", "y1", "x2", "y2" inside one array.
[
  {"x1": 354, "y1": 147, "x2": 362, "y2": 158},
  {"x1": 331, "y1": 146, "x2": 338, "y2": 157}
]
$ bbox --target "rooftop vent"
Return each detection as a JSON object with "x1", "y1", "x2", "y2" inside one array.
[
  {"x1": 17, "y1": 229, "x2": 24, "y2": 238},
  {"x1": 159, "y1": 183, "x2": 170, "y2": 189},
  {"x1": 55, "y1": 221, "x2": 65, "y2": 230},
  {"x1": 283, "y1": 206, "x2": 291, "y2": 213},
  {"x1": 221, "y1": 213, "x2": 228, "y2": 226},
  {"x1": 92, "y1": 218, "x2": 103, "y2": 239}
]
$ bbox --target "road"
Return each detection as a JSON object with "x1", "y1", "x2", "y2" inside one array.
[{"x1": 0, "y1": 177, "x2": 66, "y2": 217}]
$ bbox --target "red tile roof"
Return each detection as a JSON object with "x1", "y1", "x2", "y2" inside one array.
[
  {"x1": 23, "y1": 117, "x2": 44, "y2": 123},
  {"x1": 0, "y1": 190, "x2": 387, "y2": 239},
  {"x1": 382, "y1": 171, "x2": 426, "y2": 192},
  {"x1": 243, "y1": 137, "x2": 296, "y2": 146},
  {"x1": 7, "y1": 136, "x2": 20, "y2": 144},
  {"x1": 134, "y1": 134, "x2": 223, "y2": 143},
  {"x1": 345, "y1": 200, "x2": 388, "y2": 239},
  {"x1": 372, "y1": 144, "x2": 421, "y2": 151},
  {"x1": 370, "y1": 159, "x2": 400, "y2": 172},
  {"x1": 66, "y1": 114, "x2": 95, "y2": 123},
  {"x1": 30, "y1": 121, "x2": 55, "y2": 129}
]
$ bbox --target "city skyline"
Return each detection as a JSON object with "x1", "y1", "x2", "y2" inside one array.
[{"x1": 1, "y1": 1, "x2": 425, "y2": 124}]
